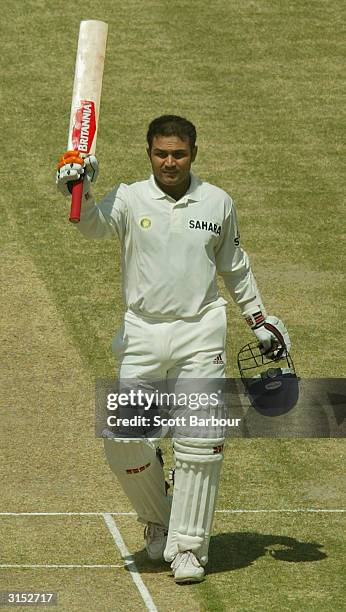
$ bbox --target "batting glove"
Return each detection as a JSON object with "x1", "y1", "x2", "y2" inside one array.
[
  {"x1": 56, "y1": 150, "x2": 99, "y2": 197},
  {"x1": 243, "y1": 310, "x2": 291, "y2": 360}
]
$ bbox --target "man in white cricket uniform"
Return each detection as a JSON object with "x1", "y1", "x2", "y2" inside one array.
[{"x1": 56, "y1": 115, "x2": 290, "y2": 583}]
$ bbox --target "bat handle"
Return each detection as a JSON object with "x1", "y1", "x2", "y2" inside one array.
[{"x1": 69, "y1": 179, "x2": 84, "y2": 223}]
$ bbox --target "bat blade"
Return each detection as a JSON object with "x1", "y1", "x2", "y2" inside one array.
[{"x1": 67, "y1": 20, "x2": 108, "y2": 223}]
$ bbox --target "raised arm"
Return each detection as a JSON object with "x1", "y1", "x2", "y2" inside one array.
[{"x1": 56, "y1": 151, "x2": 127, "y2": 241}]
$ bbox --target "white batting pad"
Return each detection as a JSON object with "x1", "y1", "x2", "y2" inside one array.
[
  {"x1": 104, "y1": 438, "x2": 171, "y2": 528},
  {"x1": 164, "y1": 438, "x2": 224, "y2": 566}
]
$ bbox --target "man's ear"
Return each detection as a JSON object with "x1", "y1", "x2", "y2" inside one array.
[
  {"x1": 146, "y1": 147, "x2": 151, "y2": 160},
  {"x1": 191, "y1": 145, "x2": 198, "y2": 163}
]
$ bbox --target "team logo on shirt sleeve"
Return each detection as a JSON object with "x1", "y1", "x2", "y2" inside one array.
[
  {"x1": 140, "y1": 217, "x2": 152, "y2": 229},
  {"x1": 189, "y1": 219, "x2": 221, "y2": 235}
]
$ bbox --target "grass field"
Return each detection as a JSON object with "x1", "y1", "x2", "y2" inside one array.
[{"x1": 1, "y1": 0, "x2": 345, "y2": 610}]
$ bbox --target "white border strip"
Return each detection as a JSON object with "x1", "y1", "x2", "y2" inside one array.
[{"x1": 103, "y1": 513, "x2": 157, "y2": 612}]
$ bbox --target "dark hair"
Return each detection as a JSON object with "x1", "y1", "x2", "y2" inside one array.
[{"x1": 147, "y1": 115, "x2": 197, "y2": 151}]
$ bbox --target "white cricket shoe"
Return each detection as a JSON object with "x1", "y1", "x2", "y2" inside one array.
[
  {"x1": 171, "y1": 551, "x2": 205, "y2": 583},
  {"x1": 144, "y1": 523, "x2": 168, "y2": 560}
]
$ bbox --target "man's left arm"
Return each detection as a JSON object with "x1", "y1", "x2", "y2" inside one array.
[{"x1": 215, "y1": 197, "x2": 291, "y2": 358}]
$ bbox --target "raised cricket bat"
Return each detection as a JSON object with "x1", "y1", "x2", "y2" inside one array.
[{"x1": 67, "y1": 20, "x2": 108, "y2": 223}]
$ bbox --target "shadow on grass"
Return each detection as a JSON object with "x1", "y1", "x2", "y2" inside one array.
[
  {"x1": 207, "y1": 532, "x2": 327, "y2": 574},
  {"x1": 128, "y1": 532, "x2": 327, "y2": 575}
]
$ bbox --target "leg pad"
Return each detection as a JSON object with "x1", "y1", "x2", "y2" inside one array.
[
  {"x1": 164, "y1": 438, "x2": 224, "y2": 565},
  {"x1": 104, "y1": 438, "x2": 171, "y2": 528}
]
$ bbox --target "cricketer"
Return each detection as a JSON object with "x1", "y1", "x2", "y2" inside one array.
[{"x1": 56, "y1": 115, "x2": 291, "y2": 583}]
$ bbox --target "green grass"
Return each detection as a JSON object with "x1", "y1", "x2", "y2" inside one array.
[
  {"x1": 2, "y1": 0, "x2": 345, "y2": 376},
  {"x1": 1, "y1": 0, "x2": 345, "y2": 610}
]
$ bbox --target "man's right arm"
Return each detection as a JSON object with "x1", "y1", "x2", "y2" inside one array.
[
  {"x1": 77, "y1": 184, "x2": 128, "y2": 241},
  {"x1": 56, "y1": 152, "x2": 128, "y2": 241}
]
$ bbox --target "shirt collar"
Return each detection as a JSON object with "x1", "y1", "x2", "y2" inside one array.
[{"x1": 148, "y1": 173, "x2": 202, "y2": 203}]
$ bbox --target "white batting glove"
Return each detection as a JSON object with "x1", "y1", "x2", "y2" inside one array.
[
  {"x1": 243, "y1": 310, "x2": 291, "y2": 360},
  {"x1": 56, "y1": 151, "x2": 99, "y2": 197},
  {"x1": 253, "y1": 316, "x2": 291, "y2": 359}
]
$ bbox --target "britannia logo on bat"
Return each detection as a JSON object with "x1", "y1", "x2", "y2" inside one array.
[{"x1": 72, "y1": 100, "x2": 96, "y2": 153}]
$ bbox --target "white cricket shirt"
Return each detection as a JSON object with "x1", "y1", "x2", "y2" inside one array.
[{"x1": 77, "y1": 173, "x2": 264, "y2": 319}]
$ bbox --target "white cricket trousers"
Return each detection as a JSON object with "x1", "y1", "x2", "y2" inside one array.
[
  {"x1": 107, "y1": 305, "x2": 227, "y2": 565},
  {"x1": 112, "y1": 305, "x2": 227, "y2": 381}
]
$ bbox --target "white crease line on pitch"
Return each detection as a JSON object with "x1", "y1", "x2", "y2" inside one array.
[
  {"x1": 103, "y1": 512, "x2": 158, "y2": 612},
  {"x1": 0, "y1": 512, "x2": 135, "y2": 516},
  {"x1": 0, "y1": 509, "x2": 344, "y2": 516},
  {"x1": 0, "y1": 564, "x2": 126, "y2": 569},
  {"x1": 215, "y1": 509, "x2": 345, "y2": 513}
]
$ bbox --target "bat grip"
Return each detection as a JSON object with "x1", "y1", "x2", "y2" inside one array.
[{"x1": 69, "y1": 179, "x2": 84, "y2": 223}]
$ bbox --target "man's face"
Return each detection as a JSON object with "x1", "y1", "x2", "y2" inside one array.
[{"x1": 147, "y1": 135, "x2": 197, "y2": 190}]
